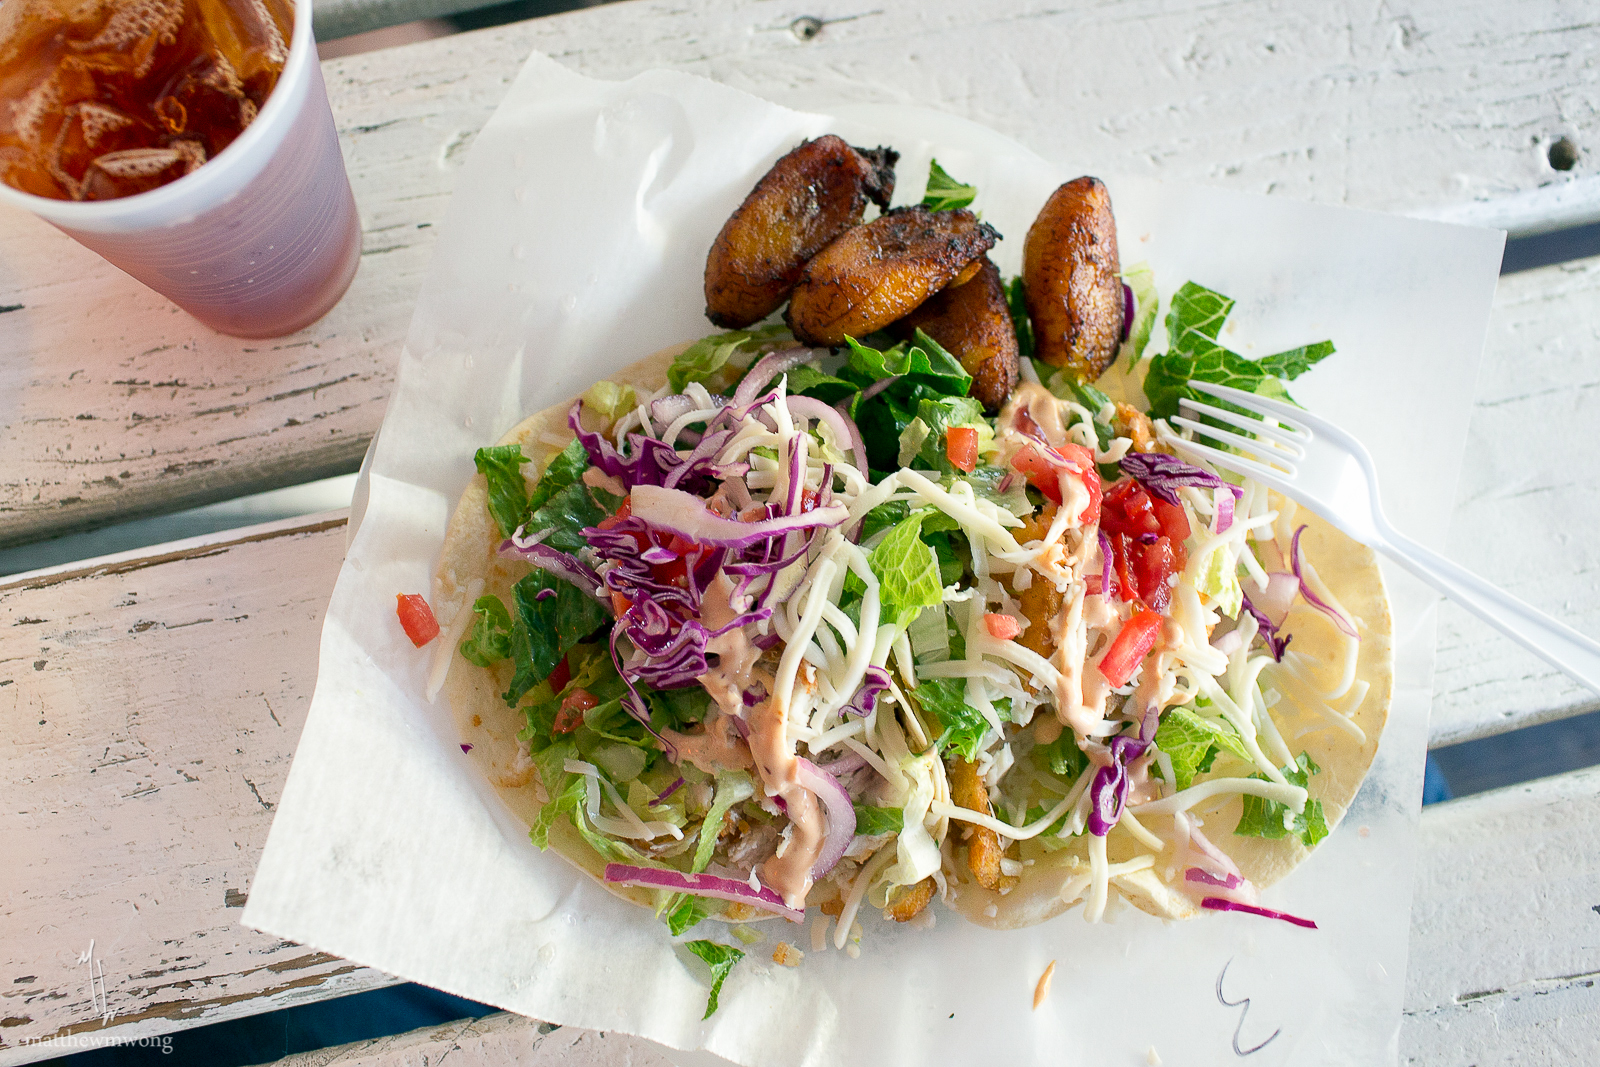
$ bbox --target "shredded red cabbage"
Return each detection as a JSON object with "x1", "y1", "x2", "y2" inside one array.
[
  {"x1": 1290, "y1": 525, "x2": 1359, "y2": 638},
  {"x1": 1184, "y1": 867, "x2": 1242, "y2": 890},
  {"x1": 1088, "y1": 734, "x2": 1149, "y2": 836},
  {"x1": 652, "y1": 776, "x2": 686, "y2": 804},
  {"x1": 1120, "y1": 282, "x2": 1134, "y2": 343},
  {"x1": 842, "y1": 666, "x2": 891, "y2": 717},
  {"x1": 630, "y1": 484, "x2": 848, "y2": 548},
  {"x1": 1119, "y1": 451, "x2": 1243, "y2": 507},
  {"x1": 603, "y1": 863, "x2": 804, "y2": 922},
  {"x1": 460, "y1": 743, "x2": 473, "y2": 753},
  {"x1": 497, "y1": 539, "x2": 603, "y2": 598},
  {"x1": 1239, "y1": 589, "x2": 1292, "y2": 661},
  {"x1": 1200, "y1": 897, "x2": 1317, "y2": 929},
  {"x1": 568, "y1": 400, "x2": 728, "y2": 495}
]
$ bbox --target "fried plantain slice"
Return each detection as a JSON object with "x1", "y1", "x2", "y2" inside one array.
[
  {"x1": 1023, "y1": 176, "x2": 1124, "y2": 379},
  {"x1": 785, "y1": 206, "x2": 999, "y2": 347},
  {"x1": 948, "y1": 755, "x2": 1004, "y2": 891},
  {"x1": 885, "y1": 876, "x2": 937, "y2": 922},
  {"x1": 704, "y1": 136, "x2": 898, "y2": 330},
  {"x1": 891, "y1": 256, "x2": 1019, "y2": 411}
]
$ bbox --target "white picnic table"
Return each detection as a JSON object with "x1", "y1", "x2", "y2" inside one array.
[{"x1": 1, "y1": 1, "x2": 1598, "y2": 1064}]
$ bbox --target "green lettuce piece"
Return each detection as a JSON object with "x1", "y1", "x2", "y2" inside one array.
[
  {"x1": 582, "y1": 380, "x2": 637, "y2": 422},
  {"x1": 473, "y1": 444, "x2": 530, "y2": 539},
  {"x1": 1234, "y1": 753, "x2": 1328, "y2": 847},
  {"x1": 521, "y1": 479, "x2": 623, "y2": 556},
  {"x1": 1036, "y1": 728, "x2": 1088, "y2": 780},
  {"x1": 1004, "y1": 277, "x2": 1034, "y2": 359},
  {"x1": 1142, "y1": 281, "x2": 1334, "y2": 421},
  {"x1": 662, "y1": 894, "x2": 711, "y2": 936},
  {"x1": 911, "y1": 677, "x2": 989, "y2": 761},
  {"x1": 692, "y1": 771, "x2": 755, "y2": 874},
  {"x1": 897, "y1": 416, "x2": 932, "y2": 468},
  {"x1": 459, "y1": 594, "x2": 514, "y2": 667},
  {"x1": 503, "y1": 569, "x2": 611, "y2": 706},
  {"x1": 683, "y1": 940, "x2": 745, "y2": 1019},
  {"x1": 1196, "y1": 545, "x2": 1244, "y2": 618},
  {"x1": 529, "y1": 769, "x2": 584, "y2": 850},
  {"x1": 786, "y1": 363, "x2": 857, "y2": 404},
  {"x1": 858, "y1": 499, "x2": 911, "y2": 543},
  {"x1": 843, "y1": 330, "x2": 972, "y2": 398},
  {"x1": 921, "y1": 159, "x2": 977, "y2": 212},
  {"x1": 1120, "y1": 261, "x2": 1159, "y2": 363},
  {"x1": 669, "y1": 325, "x2": 791, "y2": 393},
  {"x1": 868, "y1": 510, "x2": 945, "y2": 627},
  {"x1": 1155, "y1": 705, "x2": 1253, "y2": 791},
  {"x1": 524, "y1": 438, "x2": 590, "y2": 519},
  {"x1": 854, "y1": 804, "x2": 905, "y2": 836}
]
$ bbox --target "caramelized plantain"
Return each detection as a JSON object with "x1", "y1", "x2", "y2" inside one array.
[
  {"x1": 785, "y1": 206, "x2": 999, "y2": 347},
  {"x1": 891, "y1": 256, "x2": 1018, "y2": 411},
  {"x1": 704, "y1": 136, "x2": 897, "y2": 330},
  {"x1": 948, "y1": 755, "x2": 1003, "y2": 890},
  {"x1": 1023, "y1": 176, "x2": 1124, "y2": 378}
]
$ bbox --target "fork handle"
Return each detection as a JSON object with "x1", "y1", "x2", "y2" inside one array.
[{"x1": 1374, "y1": 522, "x2": 1600, "y2": 696}]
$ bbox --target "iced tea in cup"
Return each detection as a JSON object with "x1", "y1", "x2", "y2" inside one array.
[{"x1": 0, "y1": 0, "x2": 360, "y2": 338}]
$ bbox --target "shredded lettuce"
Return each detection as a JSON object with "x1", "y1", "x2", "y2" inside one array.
[
  {"x1": 1036, "y1": 727, "x2": 1088, "y2": 780},
  {"x1": 473, "y1": 444, "x2": 530, "y2": 539},
  {"x1": 853, "y1": 804, "x2": 905, "y2": 835},
  {"x1": 1196, "y1": 545, "x2": 1244, "y2": 618},
  {"x1": 1234, "y1": 752, "x2": 1328, "y2": 847},
  {"x1": 868, "y1": 510, "x2": 946, "y2": 627},
  {"x1": 520, "y1": 479, "x2": 623, "y2": 556},
  {"x1": 582, "y1": 380, "x2": 637, "y2": 422},
  {"x1": 525, "y1": 438, "x2": 589, "y2": 519},
  {"x1": 692, "y1": 771, "x2": 755, "y2": 874},
  {"x1": 503, "y1": 569, "x2": 611, "y2": 706},
  {"x1": 1142, "y1": 281, "x2": 1334, "y2": 421},
  {"x1": 843, "y1": 331, "x2": 972, "y2": 397},
  {"x1": 683, "y1": 940, "x2": 745, "y2": 1019},
  {"x1": 1155, "y1": 705, "x2": 1253, "y2": 791},
  {"x1": 458, "y1": 594, "x2": 514, "y2": 667},
  {"x1": 920, "y1": 159, "x2": 977, "y2": 212},
  {"x1": 1004, "y1": 277, "x2": 1034, "y2": 359},
  {"x1": 662, "y1": 894, "x2": 710, "y2": 936},
  {"x1": 897, "y1": 417, "x2": 932, "y2": 467},
  {"x1": 911, "y1": 677, "x2": 989, "y2": 761},
  {"x1": 1120, "y1": 261, "x2": 1160, "y2": 364},
  {"x1": 669, "y1": 325, "x2": 790, "y2": 393}
]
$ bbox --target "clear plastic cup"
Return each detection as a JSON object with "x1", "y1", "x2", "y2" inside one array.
[{"x1": 0, "y1": 2, "x2": 361, "y2": 339}]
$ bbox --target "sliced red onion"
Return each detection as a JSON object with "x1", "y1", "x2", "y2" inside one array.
[
  {"x1": 652, "y1": 777, "x2": 686, "y2": 804},
  {"x1": 1210, "y1": 626, "x2": 1246, "y2": 658},
  {"x1": 818, "y1": 462, "x2": 835, "y2": 509},
  {"x1": 1252, "y1": 571, "x2": 1300, "y2": 626},
  {"x1": 794, "y1": 756, "x2": 857, "y2": 877},
  {"x1": 783, "y1": 433, "x2": 806, "y2": 516},
  {"x1": 732, "y1": 347, "x2": 817, "y2": 412},
  {"x1": 1185, "y1": 868, "x2": 1242, "y2": 890},
  {"x1": 786, "y1": 395, "x2": 864, "y2": 474},
  {"x1": 1290, "y1": 525, "x2": 1359, "y2": 639},
  {"x1": 650, "y1": 394, "x2": 699, "y2": 431},
  {"x1": 603, "y1": 863, "x2": 804, "y2": 923},
  {"x1": 1088, "y1": 735, "x2": 1149, "y2": 836},
  {"x1": 842, "y1": 666, "x2": 892, "y2": 717},
  {"x1": 1200, "y1": 897, "x2": 1318, "y2": 930},
  {"x1": 818, "y1": 752, "x2": 867, "y2": 778},
  {"x1": 631, "y1": 484, "x2": 847, "y2": 548},
  {"x1": 498, "y1": 539, "x2": 603, "y2": 598},
  {"x1": 1216, "y1": 489, "x2": 1235, "y2": 534},
  {"x1": 1120, "y1": 452, "x2": 1243, "y2": 507}
]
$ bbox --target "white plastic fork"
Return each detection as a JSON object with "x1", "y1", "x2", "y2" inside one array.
[{"x1": 1170, "y1": 380, "x2": 1600, "y2": 696}]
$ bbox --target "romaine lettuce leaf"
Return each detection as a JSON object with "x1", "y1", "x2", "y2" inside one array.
[
  {"x1": 521, "y1": 479, "x2": 623, "y2": 556},
  {"x1": 911, "y1": 677, "x2": 989, "y2": 761},
  {"x1": 458, "y1": 594, "x2": 514, "y2": 667},
  {"x1": 473, "y1": 444, "x2": 530, "y2": 539},
  {"x1": 1036, "y1": 728, "x2": 1088, "y2": 780},
  {"x1": 662, "y1": 894, "x2": 710, "y2": 936},
  {"x1": 668, "y1": 325, "x2": 790, "y2": 393},
  {"x1": 1155, "y1": 705, "x2": 1253, "y2": 791},
  {"x1": 920, "y1": 159, "x2": 977, "y2": 212},
  {"x1": 1120, "y1": 261, "x2": 1159, "y2": 364},
  {"x1": 692, "y1": 771, "x2": 755, "y2": 874},
  {"x1": 843, "y1": 330, "x2": 972, "y2": 398},
  {"x1": 1005, "y1": 277, "x2": 1035, "y2": 359},
  {"x1": 1197, "y1": 546, "x2": 1244, "y2": 619},
  {"x1": 853, "y1": 804, "x2": 904, "y2": 835},
  {"x1": 582, "y1": 380, "x2": 637, "y2": 422},
  {"x1": 1234, "y1": 752, "x2": 1328, "y2": 847},
  {"x1": 503, "y1": 569, "x2": 611, "y2": 706},
  {"x1": 683, "y1": 940, "x2": 745, "y2": 1019},
  {"x1": 868, "y1": 510, "x2": 946, "y2": 627},
  {"x1": 524, "y1": 438, "x2": 589, "y2": 519}
]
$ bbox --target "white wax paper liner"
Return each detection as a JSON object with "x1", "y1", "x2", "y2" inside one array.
[{"x1": 244, "y1": 51, "x2": 1505, "y2": 1067}]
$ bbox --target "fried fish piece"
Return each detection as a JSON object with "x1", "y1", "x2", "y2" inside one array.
[
  {"x1": 885, "y1": 876, "x2": 936, "y2": 922},
  {"x1": 704, "y1": 136, "x2": 897, "y2": 329},
  {"x1": 785, "y1": 206, "x2": 999, "y2": 347},
  {"x1": 891, "y1": 256, "x2": 1018, "y2": 411},
  {"x1": 1023, "y1": 176, "x2": 1124, "y2": 379},
  {"x1": 948, "y1": 755, "x2": 1003, "y2": 891}
]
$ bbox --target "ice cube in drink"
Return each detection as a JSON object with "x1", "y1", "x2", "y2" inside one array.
[{"x1": 0, "y1": 0, "x2": 295, "y2": 200}]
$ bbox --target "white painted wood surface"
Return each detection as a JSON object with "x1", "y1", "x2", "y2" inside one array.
[
  {"x1": 2, "y1": 1, "x2": 1599, "y2": 1064},
  {"x1": 4, "y1": 0, "x2": 1598, "y2": 546}
]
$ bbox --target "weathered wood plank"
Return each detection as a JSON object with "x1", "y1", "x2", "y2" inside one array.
[
  {"x1": 253, "y1": 766, "x2": 1600, "y2": 1066},
  {"x1": 4, "y1": 0, "x2": 1600, "y2": 548},
  {"x1": 0, "y1": 514, "x2": 395, "y2": 1067}
]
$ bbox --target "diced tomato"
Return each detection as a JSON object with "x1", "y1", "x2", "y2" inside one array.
[
  {"x1": 1057, "y1": 443, "x2": 1102, "y2": 524},
  {"x1": 597, "y1": 495, "x2": 632, "y2": 529},
  {"x1": 1108, "y1": 532, "x2": 1138, "y2": 603},
  {"x1": 553, "y1": 687, "x2": 598, "y2": 734},
  {"x1": 984, "y1": 613, "x2": 1021, "y2": 640},
  {"x1": 547, "y1": 654, "x2": 571, "y2": 695},
  {"x1": 610, "y1": 591, "x2": 633, "y2": 617},
  {"x1": 1009, "y1": 443, "x2": 1063, "y2": 505},
  {"x1": 946, "y1": 426, "x2": 980, "y2": 473},
  {"x1": 1134, "y1": 537, "x2": 1182, "y2": 611},
  {"x1": 1151, "y1": 496, "x2": 1191, "y2": 544},
  {"x1": 395, "y1": 593, "x2": 440, "y2": 647},
  {"x1": 650, "y1": 554, "x2": 689, "y2": 586},
  {"x1": 1098, "y1": 609, "x2": 1164, "y2": 689},
  {"x1": 800, "y1": 488, "x2": 819, "y2": 512},
  {"x1": 1100, "y1": 479, "x2": 1161, "y2": 537}
]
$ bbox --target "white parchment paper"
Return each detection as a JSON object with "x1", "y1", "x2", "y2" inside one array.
[{"x1": 244, "y1": 53, "x2": 1505, "y2": 1067}]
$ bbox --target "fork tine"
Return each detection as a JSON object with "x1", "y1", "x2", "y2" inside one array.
[
  {"x1": 1188, "y1": 381, "x2": 1313, "y2": 435},
  {"x1": 1177, "y1": 397, "x2": 1309, "y2": 449},
  {"x1": 1171, "y1": 415, "x2": 1300, "y2": 468},
  {"x1": 1167, "y1": 437, "x2": 1294, "y2": 491}
]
